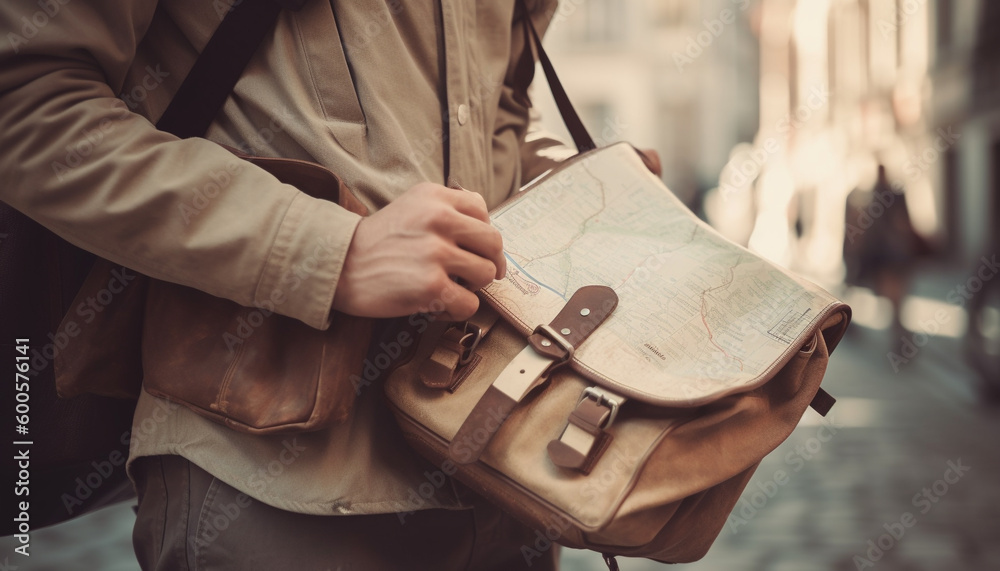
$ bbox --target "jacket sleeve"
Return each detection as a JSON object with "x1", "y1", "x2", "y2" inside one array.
[{"x1": 0, "y1": 0, "x2": 360, "y2": 330}]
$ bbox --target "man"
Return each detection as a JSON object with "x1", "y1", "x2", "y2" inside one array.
[{"x1": 0, "y1": 0, "x2": 658, "y2": 568}]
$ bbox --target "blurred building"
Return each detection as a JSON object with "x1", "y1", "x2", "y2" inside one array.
[
  {"x1": 534, "y1": 0, "x2": 760, "y2": 207},
  {"x1": 540, "y1": 0, "x2": 999, "y2": 289},
  {"x1": 702, "y1": 0, "x2": 942, "y2": 283},
  {"x1": 931, "y1": 0, "x2": 1000, "y2": 262},
  {"x1": 734, "y1": 0, "x2": 1000, "y2": 280}
]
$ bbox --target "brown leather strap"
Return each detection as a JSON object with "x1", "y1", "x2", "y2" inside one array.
[
  {"x1": 447, "y1": 286, "x2": 618, "y2": 464},
  {"x1": 419, "y1": 309, "x2": 500, "y2": 391},
  {"x1": 448, "y1": 384, "x2": 518, "y2": 464},
  {"x1": 810, "y1": 387, "x2": 836, "y2": 416},
  {"x1": 527, "y1": 285, "x2": 619, "y2": 360},
  {"x1": 568, "y1": 396, "x2": 613, "y2": 435},
  {"x1": 547, "y1": 386, "x2": 625, "y2": 471},
  {"x1": 514, "y1": 0, "x2": 596, "y2": 152},
  {"x1": 420, "y1": 326, "x2": 466, "y2": 389}
]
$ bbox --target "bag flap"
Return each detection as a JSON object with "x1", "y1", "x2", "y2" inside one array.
[{"x1": 482, "y1": 142, "x2": 851, "y2": 407}]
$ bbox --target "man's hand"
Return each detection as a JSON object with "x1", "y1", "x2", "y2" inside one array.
[
  {"x1": 638, "y1": 148, "x2": 662, "y2": 177},
  {"x1": 332, "y1": 182, "x2": 506, "y2": 321}
]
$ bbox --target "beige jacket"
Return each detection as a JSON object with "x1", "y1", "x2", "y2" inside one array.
[{"x1": 0, "y1": 0, "x2": 570, "y2": 514}]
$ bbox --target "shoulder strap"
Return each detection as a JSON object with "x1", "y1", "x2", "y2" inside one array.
[
  {"x1": 161, "y1": 0, "x2": 588, "y2": 150},
  {"x1": 515, "y1": 0, "x2": 596, "y2": 152},
  {"x1": 156, "y1": 0, "x2": 305, "y2": 138},
  {"x1": 159, "y1": 0, "x2": 590, "y2": 150}
]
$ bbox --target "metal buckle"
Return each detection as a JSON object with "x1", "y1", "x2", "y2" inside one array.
[
  {"x1": 580, "y1": 387, "x2": 622, "y2": 429},
  {"x1": 457, "y1": 322, "x2": 483, "y2": 366}
]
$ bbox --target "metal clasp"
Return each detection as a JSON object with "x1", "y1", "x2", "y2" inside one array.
[
  {"x1": 457, "y1": 322, "x2": 483, "y2": 366},
  {"x1": 580, "y1": 386, "x2": 622, "y2": 429}
]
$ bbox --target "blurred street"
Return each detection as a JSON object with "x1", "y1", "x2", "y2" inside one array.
[
  {"x1": 565, "y1": 289, "x2": 1000, "y2": 570},
  {"x1": 5, "y1": 267, "x2": 999, "y2": 570},
  {"x1": 4, "y1": 1, "x2": 1000, "y2": 569}
]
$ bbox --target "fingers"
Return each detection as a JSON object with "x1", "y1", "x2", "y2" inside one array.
[
  {"x1": 444, "y1": 185, "x2": 491, "y2": 224},
  {"x1": 435, "y1": 279, "x2": 480, "y2": 322},
  {"x1": 445, "y1": 217, "x2": 506, "y2": 280},
  {"x1": 638, "y1": 148, "x2": 662, "y2": 177},
  {"x1": 440, "y1": 244, "x2": 499, "y2": 291},
  {"x1": 333, "y1": 182, "x2": 506, "y2": 320},
  {"x1": 425, "y1": 184, "x2": 509, "y2": 279},
  {"x1": 414, "y1": 274, "x2": 480, "y2": 321},
  {"x1": 424, "y1": 192, "x2": 506, "y2": 279}
]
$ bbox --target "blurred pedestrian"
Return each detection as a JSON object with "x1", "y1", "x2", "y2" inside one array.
[{"x1": 844, "y1": 165, "x2": 931, "y2": 339}]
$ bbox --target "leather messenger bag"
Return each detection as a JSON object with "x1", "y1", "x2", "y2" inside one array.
[
  {"x1": 54, "y1": 0, "x2": 376, "y2": 435},
  {"x1": 384, "y1": 143, "x2": 850, "y2": 564},
  {"x1": 383, "y1": 7, "x2": 852, "y2": 566}
]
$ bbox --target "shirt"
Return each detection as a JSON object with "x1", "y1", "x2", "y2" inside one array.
[{"x1": 0, "y1": 0, "x2": 572, "y2": 514}]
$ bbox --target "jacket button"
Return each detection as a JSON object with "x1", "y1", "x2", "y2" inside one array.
[{"x1": 457, "y1": 103, "x2": 469, "y2": 125}]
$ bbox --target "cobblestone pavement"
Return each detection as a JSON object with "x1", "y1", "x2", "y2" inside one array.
[
  {"x1": 3, "y1": 327, "x2": 999, "y2": 571},
  {"x1": 563, "y1": 326, "x2": 1000, "y2": 571}
]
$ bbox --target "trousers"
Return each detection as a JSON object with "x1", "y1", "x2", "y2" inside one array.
[{"x1": 131, "y1": 455, "x2": 559, "y2": 570}]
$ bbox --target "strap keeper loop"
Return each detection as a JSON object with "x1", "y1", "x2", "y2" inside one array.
[{"x1": 532, "y1": 323, "x2": 575, "y2": 361}]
